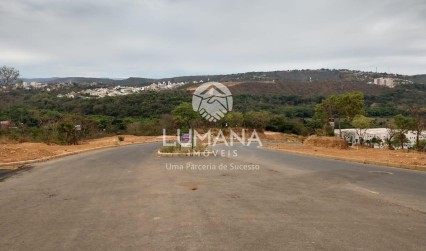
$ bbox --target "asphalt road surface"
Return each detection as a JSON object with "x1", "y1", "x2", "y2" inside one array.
[{"x1": 0, "y1": 143, "x2": 425, "y2": 250}]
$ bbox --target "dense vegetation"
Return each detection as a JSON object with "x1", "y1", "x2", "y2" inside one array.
[{"x1": 0, "y1": 67, "x2": 425, "y2": 149}]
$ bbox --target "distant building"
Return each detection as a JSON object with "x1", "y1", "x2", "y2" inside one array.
[
  {"x1": 0, "y1": 120, "x2": 11, "y2": 126},
  {"x1": 0, "y1": 120, "x2": 13, "y2": 128},
  {"x1": 335, "y1": 128, "x2": 426, "y2": 148},
  {"x1": 373, "y1": 78, "x2": 395, "y2": 88},
  {"x1": 57, "y1": 81, "x2": 189, "y2": 99}
]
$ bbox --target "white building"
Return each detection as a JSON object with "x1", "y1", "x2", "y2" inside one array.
[
  {"x1": 58, "y1": 81, "x2": 190, "y2": 99},
  {"x1": 335, "y1": 128, "x2": 426, "y2": 148},
  {"x1": 373, "y1": 78, "x2": 396, "y2": 88}
]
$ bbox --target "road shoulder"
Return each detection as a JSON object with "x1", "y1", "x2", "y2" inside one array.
[{"x1": 261, "y1": 143, "x2": 426, "y2": 171}]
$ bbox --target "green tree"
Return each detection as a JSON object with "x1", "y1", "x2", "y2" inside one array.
[
  {"x1": 306, "y1": 118, "x2": 324, "y2": 134},
  {"x1": 243, "y1": 111, "x2": 271, "y2": 129},
  {"x1": 57, "y1": 122, "x2": 78, "y2": 145},
  {"x1": 337, "y1": 92, "x2": 365, "y2": 121},
  {"x1": 394, "y1": 114, "x2": 414, "y2": 149},
  {"x1": 315, "y1": 92, "x2": 365, "y2": 136},
  {"x1": 417, "y1": 140, "x2": 426, "y2": 151},
  {"x1": 266, "y1": 114, "x2": 292, "y2": 133},
  {"x1": 409, "y1": 106, "x2": 426, "y2": 150},
  {"x1": 370, "y1": 137, "x2": 383, "y2": 148},
  {"x1": 352, "y1": 115, "x2": 372, "y2": 145},
  {"x1": 172, "y1": 102, "x2": 199, "y2": 129},
  {"x1": 391, "y1": 133, "x2": 409, "y2": 149},
  {"x1": 314, "y1": 95, "x2": 338, "y2": 122},
  {"x1": 385, "y1": 122, "x2": 398, "y2": 150},
  {"x1": 225, "y1": 112, "x2": 244, "y2": 127}
]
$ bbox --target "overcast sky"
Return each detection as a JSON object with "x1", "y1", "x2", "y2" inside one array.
[{"x1": 0, "y1": 0, "x2": 425, "y2": 78}]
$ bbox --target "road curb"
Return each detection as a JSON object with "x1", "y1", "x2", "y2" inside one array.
[{"x1": 260, "y1": 147, "x2": 426, "y2": 172}]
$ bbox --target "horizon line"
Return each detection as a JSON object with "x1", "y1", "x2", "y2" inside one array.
[{"x1": 20, "y1": 68, "x2": 425, "y2": 80}]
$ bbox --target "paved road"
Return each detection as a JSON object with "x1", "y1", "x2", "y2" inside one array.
[{"x1": 0, "y1": 143, "x2": 425, "y2": 250}]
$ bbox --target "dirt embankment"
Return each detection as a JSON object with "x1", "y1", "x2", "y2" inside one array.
[
  {"x1": 262, "y1": 131, "x2": 305, "y2": 143},
  {"x1": 303, "y1": 135, "x2": 348, "y2": 149},
  {"x1": 0, "y1": 135, "x2": 174, "y2": 169},
  {"x1": 263, "y1": 134, "x2": 426, "y2": 171}
]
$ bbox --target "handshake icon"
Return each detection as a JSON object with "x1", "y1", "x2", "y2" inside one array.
[{"x1": 192, "y1": 82, "x2": 233, "y2": 122}]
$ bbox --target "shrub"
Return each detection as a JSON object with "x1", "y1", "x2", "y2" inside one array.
[
  {"x1": 159, "y1": 145, "x2": 178, "y2": 153},
  {"x1": 56, "y1": 122, "x2": 79, "y2": 145},
  {"x1": 416, "y1": 140, "x2": 426, "y2": 152}
]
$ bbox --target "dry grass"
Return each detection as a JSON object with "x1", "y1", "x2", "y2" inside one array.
[
  {"x1": 262, "y1": 132, "x2": 426, "y2": 170},
  {"x1": 261, "y1": 131, "x2": 305, "y2": 145},
  {"x1": 303, "y1": 135, "x2": 348, "y2": 149},
  {"x1": 0, "y1": 136, "x2": 17, "y2": 144},
  {"x1": 264, "y1": 143, "x2": 426, "y2": 171},
  {"x1": 0, "y1": 135, "x2": 174, "y2": 168}
]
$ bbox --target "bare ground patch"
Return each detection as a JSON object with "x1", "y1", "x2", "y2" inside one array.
[
  {"x1": 0, "y1": 135, "x2": 174, "y2": 169},
  {"x1": 262, "y1": 133, "x2": 426, "y2": 171},
  {"x1": 263, "y1": 143, "x2": 426, "y2": 171}
]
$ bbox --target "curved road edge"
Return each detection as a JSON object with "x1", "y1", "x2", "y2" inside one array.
[
  {"x1": 0, "y1": 140, "x2": 164, "y2": 169},
  {"x1": 259, "y1": 145, "x2": 426, "y2": 172}
]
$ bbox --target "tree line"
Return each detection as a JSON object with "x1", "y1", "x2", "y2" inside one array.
[
  {"x1": 313, "y1": 92, "x2": 426, "y2": 150},
  {"x1": 1, "y1": 65, "x2": 425, "y2": 149}
]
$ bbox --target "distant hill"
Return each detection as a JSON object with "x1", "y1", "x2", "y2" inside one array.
[
  {"x1": 408, "y1": 74, "x2": 426, "y2": 84},
  {"x1": 22, "y1": 77, "x2": 154, "y2": 85},
  {"x1": 24, "y1": 69, "x2": 426, "y2": 90},
  {"x1": 179, "y1": 69, "x2": 426, "y2": 97},
  {"x1": 22, "y1": 77, "x2": 61, "y2": 83},
  {"x1": 184, "y1": 80, "x2": 388, "y2": 97}
]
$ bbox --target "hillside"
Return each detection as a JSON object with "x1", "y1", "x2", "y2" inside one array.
[
  {"x1": 1, "y1": 69, "x2": 425, "y2": 145},
  {"x1": 22, "y1": 77, "x2": 154, "y2": 86},
  {"x1": 23, "y1": 69, "x2": 426, "y2": 86},
  {"x1": 184, "y1": 80, "x2": 388, "y2": 97},
  {"x1": 11, "y1": 69, "x2": 426, "y2": 116},
  {"x1": 409, "y1": 74, "x2": 426, "y2": 84}
]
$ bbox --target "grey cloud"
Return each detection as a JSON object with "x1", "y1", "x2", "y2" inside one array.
[{"x1": 0, "y1": 0, "x2": 425, "y2": 77}]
